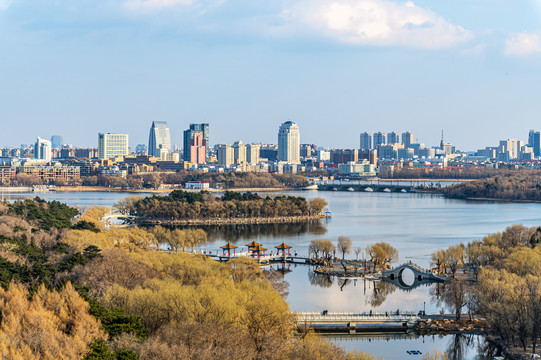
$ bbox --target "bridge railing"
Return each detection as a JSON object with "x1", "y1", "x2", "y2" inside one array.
[
  {"x1": 294, "y1": 311, "x2": 418, "y2": 322},
  {"x1": 382, "y1": 262, "x2": 432, "y2": 274}
]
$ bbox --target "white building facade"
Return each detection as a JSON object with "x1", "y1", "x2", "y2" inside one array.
[{"x1": 278, "y1": 121, "x2": 300, "y2": 164}]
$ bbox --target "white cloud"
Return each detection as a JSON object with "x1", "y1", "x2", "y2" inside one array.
[
  {"x1": 286, "y1": 0, "x2": 473, "y2": 49},
  {"x1": 504, "y1": 32, "x2": 541, "y2": 56}
]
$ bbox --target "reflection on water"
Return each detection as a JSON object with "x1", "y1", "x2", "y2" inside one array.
[
  {"x1": 162, "y1": 220, "x2": 327, "y2": 243},
  {"x1": 308, "y1": 271, "x2": 334, "y2": 288},
  {"x1": 367, "y1": 281, "x2": 397, "y2": 308},
  {"x1": 333, "y1": 334, "x2": 497, "y2": 360}
]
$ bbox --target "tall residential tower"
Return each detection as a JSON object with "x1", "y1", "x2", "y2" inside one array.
[
  {"x1": 278, "y1": 121, "x2": 300, "y2": 164},
  {"x1": 359, "y1": 132, "x2": 372, "y2": 150}
]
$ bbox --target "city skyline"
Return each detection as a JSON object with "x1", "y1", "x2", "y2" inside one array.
[{"x1": 1, "y1": 1, "x2": 541, "y2": 150}]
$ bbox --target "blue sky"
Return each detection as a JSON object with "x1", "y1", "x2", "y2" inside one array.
[{"x1": 1, "y1": 0, "x2": 541, "y2": 151}]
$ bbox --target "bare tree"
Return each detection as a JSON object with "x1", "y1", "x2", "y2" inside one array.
[
  {"x1": 337, "y1": 236, "x2": 352, "y2": 260},
  {"x1": 353, "y1": 246, "x2": 362, "y2": 260}
]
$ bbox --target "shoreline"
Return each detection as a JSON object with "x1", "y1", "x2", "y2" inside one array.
[
  {"x1": 137, "y1": 215, "x2": 323, "y2": 226},
  {"x1": 449, "y1": 196, "x2": 541, "y2": 203}
]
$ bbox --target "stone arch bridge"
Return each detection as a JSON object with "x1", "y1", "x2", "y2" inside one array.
[{"x1": 380, "y1": 263, "x2": 446, "y2": 291}]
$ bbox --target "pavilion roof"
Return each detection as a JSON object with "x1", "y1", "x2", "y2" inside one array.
[
  {"x1": 275, "y1": 241, "x2": 292, "y2": 250},
  {"x1": 250, "y1": 245, "x2": 267, "y2": 252},
  {"x1": 221, "y1": 241, "x2": 238, "y2": 250},
  {"x1": 245, "y1": 240, "x2": 262, "y2": 248}
]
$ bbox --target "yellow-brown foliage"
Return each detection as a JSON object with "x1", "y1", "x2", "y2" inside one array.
[
  {"x1": 77, "y1": 206, "x2": 110, "y2": 231},
  {"x1": 0, "y1": 282, "x2": 105, "y2": 360},
  {"x1": 64, "y1": 227, "x2": 157, "y2": 252}
]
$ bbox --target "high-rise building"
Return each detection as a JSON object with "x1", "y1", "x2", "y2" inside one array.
[
  {"x1": 217, "y1": 144, "x2": 234, "y2": 166},
  {"x1": 98, "y1": 133, "x2": 128, "y2": 160},
  {"x1": 188, "y1": 132, "x2": 206, "y2": 164},
  {"x1": 148, "y1": 121, "x2": 171, "y2": 157},
  {"x1": 34, "y1": 137, "x2": 52, "y2": 161},
  {"x1": 373, "y1": 132, "x2": 386, "y2": 147},
  {"x1": 498, "y1": 139, "x2": 521, "y2": 160},
  {"x1": 278, "y1": 121, "x2": 300, "y2": 164},
  {"x1": 135, "y1": 144, "x2": 148, "y2": 155},
  {"x1": 528, "y1": 130, "x2": 540, "y2": 157},
  {"x1": 402, "y1": 131, "x2": 414, "y2": 148},
  {"x1": 233, "y1": 140, "x2": 246, "y2": 164},
  {"x1": 387, "y1": 132, "x2": 399, "y2": 144},
  {"x1": 51, "y1": 135, "x2": 63, "y2": 149},
  {"x1": 183, "y1": 124, "x2": 209, "y2": 162},
  {"x1": 359, "y1": 132, "x2": 372, "y2": 150},
  {"x1": 260, "y1": 144, "x2": 278, "y2": 161},
  {"x1": 246, "y1": 144, "x2": 260, "y2": 164}
]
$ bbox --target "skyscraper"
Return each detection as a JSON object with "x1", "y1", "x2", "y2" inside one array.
[
  {"x1": 373, "y1": 132, "x2": 386, "y2": 147},
  {"x1": 528, "y1": 130, "x2": 540, "y2": 157},
  {"x1": 246, "y1": 144, "x2": 260, "y2": 164},
  {"x1": 183, "y1": 124, "x2": 209, "y2": 162},
  {"x1": 34, "y1": 137, "x2": 52, "y2": 161},
  {"x1": 359, "y1": 132, "x2": 372, "y2": 150},
  {"x1": 51, "y1": 135, "x2": 63, "y2": 149},
  {"x1": 188, "y1": 132, "x2": 206, "y2": 164},
  {"x1": 217, "y1": 144, "x2": 234, "y2": 166},
  {"x1": 98, "y1": 133, "x2": 129, "y2": 160},
  {"x1": 148, "y1": 121, "x2": 171, "y2": 157},
  {"x1": 402, "y1": 131, "x2": 414, "y2": 147},
  {"x1": 278, "y1": 121, "x2": 300, "y2": 164},
  {"x1": 233, "y1": 140, "x2": 246, "y2": 164},
  {"x1": 387, "y1": 132, "x2": 399, "y2": 144}
]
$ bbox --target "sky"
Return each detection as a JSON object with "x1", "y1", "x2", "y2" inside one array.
[{"x1": 1, "y1": 0, "x2": 541, "y2": 151}]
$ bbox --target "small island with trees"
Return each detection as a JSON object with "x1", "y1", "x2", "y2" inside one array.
[{"x1": 118, "y1": 190, "x2": 329, "y2": 226}]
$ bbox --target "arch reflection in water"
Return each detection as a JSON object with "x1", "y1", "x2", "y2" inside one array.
[
  {"x1": 308, "y1": 271, "x2": 445, "y2": 308},
  {"x1": 332, "y1": 334, "x2": 497, "y2": 360}
]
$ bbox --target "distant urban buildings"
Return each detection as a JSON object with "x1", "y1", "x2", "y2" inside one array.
[
  {"x1": 359, "y1": 132, "x2": 372, "y2": 150},
  {"x1": 50, "y1": 135, "x2": 63, "y2": 149},
  {"x1": 278, "y1": 121, "x2": 300, "y2": 164},
  {"x1": 529, "y1": 130, "x2": 540, "y2": 157},
  {"x1": 373, "y1": 132, "x2": 386, "y2": 147},
  {"x1": 402, "y1": 132, "x2": 414, "y2": 148},
  {"x1": 34, "y1": 137, "x2": 52, "y2": 161},
  {"x1": 387, "y1": 132, "x2": 399, "y2": 144},
  {"x1": 148, "y1": 121, "x2": 171, "y2": 157},
  {"x1": 188, "y1": 132, "x2": 206, "y2": 164},
  {"x1": 98, "y1": 133, "x2": 128, "y2": 160},
  {"x1": 183, "y1": 124, "x2": 209, "y2": 162}
]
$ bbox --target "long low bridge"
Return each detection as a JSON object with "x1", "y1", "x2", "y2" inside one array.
[
  {"x1": 208, "y1": 253, "x2": 314, "y2": 264},
  {"x1": 295, "y1": 311, "x2": 420, "y2": 334},
  {"x1": 318, "y1": 184, "x2": 414, "y2": 193}
]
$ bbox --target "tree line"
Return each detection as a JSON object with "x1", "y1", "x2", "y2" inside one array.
[
  {"x1": 131, "y1": 191, "x2": 328, "y2": 220},
  {"x1": 444, "y1": 172, "x2": 541, "y2": 201}
]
